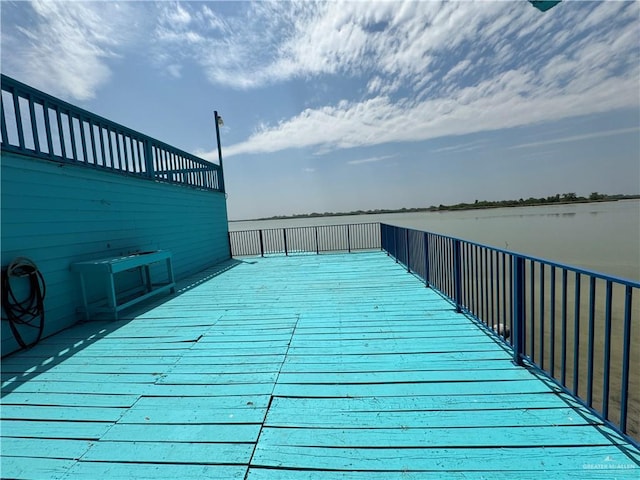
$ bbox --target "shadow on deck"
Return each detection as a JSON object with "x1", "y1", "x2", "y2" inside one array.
[{"x1": 1, "y1": 252, "x2": 639, "y2": 479}]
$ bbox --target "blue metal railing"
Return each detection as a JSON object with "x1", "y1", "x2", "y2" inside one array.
[
  {"x1": 229, "y1": 223, "x2": 381, "y2": 257},
  {"x1": 1, "y1": 74, "x2": 223, "y2": 192},
  {"x1": 381, "y1": 223, "x2": 639, "y2": 445}
]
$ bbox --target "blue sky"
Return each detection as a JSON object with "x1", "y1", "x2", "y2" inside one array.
[{"x1": 2, "y1": 1, "x2": 639, "y2": 220}]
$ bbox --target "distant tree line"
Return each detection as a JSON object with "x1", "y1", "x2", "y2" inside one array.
[
  {"x1": 254, "y1": 192, "x2": 639, "y2": 221},
  {"x1": 432, "y1": 192, "x2": 637, "y2": 211}
]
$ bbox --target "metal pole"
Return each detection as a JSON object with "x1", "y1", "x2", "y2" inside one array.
[
  {"x1": 512, "y1": 256, "x2": 525, "y2": 366},
  {"x1": 453, "y1": 239, "x2": 462, "y2": 312},
  {"x1": 214, "y1": 111, "x2": 225, "y2": 192}
]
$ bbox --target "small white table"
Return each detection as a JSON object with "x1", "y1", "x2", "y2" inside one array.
[{"x1": 71, "y1": 250, "x2": 176, "y2": 320}]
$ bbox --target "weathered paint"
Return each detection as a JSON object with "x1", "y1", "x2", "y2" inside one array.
[
  {"x1": 1, "y1": 253, "x2": 638, "y2": 479},
  {"x1": 1, "y1": 151, "x2": 230, "y2": 355}
]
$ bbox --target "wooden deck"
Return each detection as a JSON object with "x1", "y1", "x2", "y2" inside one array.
[{"x1": 1, "y1": 252, "x2": 639, "y2": 479}]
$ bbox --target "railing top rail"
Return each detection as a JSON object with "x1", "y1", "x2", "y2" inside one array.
[
  {"x1": 0, "y1": 73, "x2": 221, "y2": 174},
  {"x1": 381, "y1": 222, "x2": 640, "y2": 287},
  {"x1": 230, "y1": 222, "x2": 380, "y2": 235}
]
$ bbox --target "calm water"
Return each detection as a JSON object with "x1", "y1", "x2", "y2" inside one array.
[{"x1": 230, "y1": 200, "x2": 640, "y2": 281}]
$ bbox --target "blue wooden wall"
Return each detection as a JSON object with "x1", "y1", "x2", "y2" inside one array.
[{"x1": 1, "y1": 152, "x2": 230, "y2": 355}]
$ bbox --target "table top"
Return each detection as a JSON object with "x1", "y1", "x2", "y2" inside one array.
[{"x1": 71, "y1": 250, "x2": 172, "y2": 273}]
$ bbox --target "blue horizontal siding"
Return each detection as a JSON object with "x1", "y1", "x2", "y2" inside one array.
[{"x1": 1, "y1": 151, "x2": 230, "y2": 355}]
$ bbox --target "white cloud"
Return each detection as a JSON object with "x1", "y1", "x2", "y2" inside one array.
[
  {"x1": 507, "y1": 127, "x2": 640, "y2": 150},
  {"x1": 1, "y1": 1, "x2": 141, "y2": 101},
  {"x1": 206, "y1": 1, "x2": 639, "y2": 158},
  {"x1": 216, "y1": 59, "x2": 638, "y2": 158},
  {"x1": 348, "y1": 154, "x2": 396, "y2": 165}
]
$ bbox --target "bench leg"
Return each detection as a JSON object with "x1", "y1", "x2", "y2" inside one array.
[
  {"x1": 78, "y1": 275, "x2": 90, "y2": 321},
  {"x1": 166, "y1": 258, "x2": 176, "y2": 293},
  {"x1": 106, "y1": 274, "x2": 118, "y2": 321},
  {"x1": 143, "y1": 265, "x2": 152, "y2": 292}
]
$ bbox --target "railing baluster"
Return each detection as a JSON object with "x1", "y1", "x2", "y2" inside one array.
[
  {"x1": 530, "y1": 260, "x2": 535, "y2": 361},
  {"x1": 424, "y1": 232, "x2": 430, "y2": 287},
  {"x1": 586, "y1": 276, "x2": 596, "y2": 406},
  {"x1": 620, "y1": 285, "x2": 632, "y2": 434},
  {"x1": 561, "y1": 269, "x2": 568, "y2": 386},
  {"x1": 55, "y1": 106, "x2": 66, "y2": 158},
  {"x1": 602, "y1": 280, "x2": 613, "y2": 419},
  {"x1": 573, "y1": 272, "x2": 581, "y2": 395},
  {"x1": 539, "y1": 263, "x2": 545, "y2": 370},
  {"x1": 79, "y1": 117, "x2": 89, "y2": 163},
  {"x1": 43, "y1": 101, "x2": 54, "y2": 156},
  {"x1": 550, "y1": 266, "x2": 556, "y2": 376},
  {"x1": 453, "y1": 239, "x2": 462, "y2": 313},
  {"x1": 512, "y1": 256, "x2": 525, "y2": 366},
  {"x1": 283, "y1": 228, "x2": 288, "y2": 256},
  {"x1": 12, "y1": 90, "x2": 25, "y2": 149},
  {"x1": 28, "y1": 96, "x2": 40, "y2": 153},
  {"x1": 490, "y1": 250, "x2": 495, "y2": 328},
  {"x1": 405, "y1": 229, "x2": 410, "y2": 273},
  {"x1": 0, "y1": 93, "x2": 8, "y2": 145},
  {"x1": 68, "y1": 115, "x2": 78, "y2": 161},
  {"x1": 144, "y1": 140, "x2": 154, "y2": 177},
  {"x1": 107, "y1": 128, "x2": 116, "y2": 169},
  {"x1": 474, "y1": 245, "x2": 480, "y2": 319},
  {"x1": 259, "y1": 230, "x2": 264, "y2": 257}
]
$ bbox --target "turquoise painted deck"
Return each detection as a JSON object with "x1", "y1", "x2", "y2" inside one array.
[{"x1": 1, "y1": 252, "x2": 638, "y2": 479}]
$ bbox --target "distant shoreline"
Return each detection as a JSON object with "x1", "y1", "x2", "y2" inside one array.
[{"x1": 229, "y1": 193, "x2": 640, "y2": 222}]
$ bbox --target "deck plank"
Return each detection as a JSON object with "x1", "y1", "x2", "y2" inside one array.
[
  {"x1": 61, "y1": 462, "x2": 247, "y2": 479},
  {"x1": 250, "y1": 445, "x2": 640, "y2": 473},
  {"x1": 1, "y1": 252, "x2": 638, "y2": 479}
]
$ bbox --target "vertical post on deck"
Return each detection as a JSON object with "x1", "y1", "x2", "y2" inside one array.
[
  {"x1": 283, "y1": 228, "x2": 288, "y2": 256},
  {"x1": 214, "y1": 111, "x2": 225, "y2": 192},
  {"x1": 453, "y1": 239, "x2": 462, "y2": 312},
  {"x1": 144, "y1": 139, "x2": 155, "y2": 179},
  {"x1": 620, "y1": 285, "x2": 632, "y2": 434},
  {"x1": 315, "y1": 227, "x2": 319, "y2": 255},
  {"x1": 512, "y1": 256, "x2": 525, "y2": 366},
  {"x1": 406, "y1": 229, "x2": 410, "y2": 273},
  {"x1": 347, "y1": 224, "x2": 351, "y2": 253},
  {"x1": 259, "y1": 229, "x2": 264, "y2": 257},
  {"x1": 393, "y1": 227, "x2": 398, "y2": 263},
  {"x1": 423, "y1": 232, "x2": 430, "y2": 287}
]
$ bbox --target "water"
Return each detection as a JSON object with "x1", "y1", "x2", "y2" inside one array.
[{"x1": 230, "y1": 200, "x2": 640, "y2": 281}]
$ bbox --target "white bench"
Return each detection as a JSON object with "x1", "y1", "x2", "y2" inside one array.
[{"x1": 71, "y1": 250, "x2": 176, "y2": 320}]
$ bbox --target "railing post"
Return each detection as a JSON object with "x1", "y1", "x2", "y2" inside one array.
[
  {"x1": 423, "y1": 232, "x2": 430, "y2": 287},
  {"x1": 347, "y1": 225, "x2": 351, "y2": 253},
  {"x1": 512, "y1": 256, "x2": 525, "y2": 366},
  {"x1": 393, "y1": 228, "x2": 398, "y2": 263},
  {"x1": 620, "y1": 285, "x2": 632, "y2": 434},
  {"x1": 283, "y1": 228, "x2": 288, "y2": 256},
  {"x1": 453, "y1": 239, "x2": 462, "y2": 312},
  {"x1": 144, "y1": 139, "x2": 155, "y2": 178},
  {"x1": 406, "y1": 229, "x2": 410, "y2": 273},
  {"x1": 259, "y1": 229, "x2": 264, "y2": 257},
  {"x1": 315, "y1": 227, "x2": 319, "y2": 255}
]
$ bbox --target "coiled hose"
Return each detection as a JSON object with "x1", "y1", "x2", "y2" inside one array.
[{"x1": 1, "y1": 257, "x2": 46, "y2": 349}]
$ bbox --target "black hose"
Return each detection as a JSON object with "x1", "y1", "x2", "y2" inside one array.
[{"x1": 1, "y1": 257, "x2": 46, "y2": 350}]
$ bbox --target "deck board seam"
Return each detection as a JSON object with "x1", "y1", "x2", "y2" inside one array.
[{"x1": 244, "y1": 312, "x2": 302, "y2": 480}]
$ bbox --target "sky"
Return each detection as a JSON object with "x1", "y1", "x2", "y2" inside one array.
[{"x1": 2, "y1": 0, "x2": 639, "y2": 220}]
